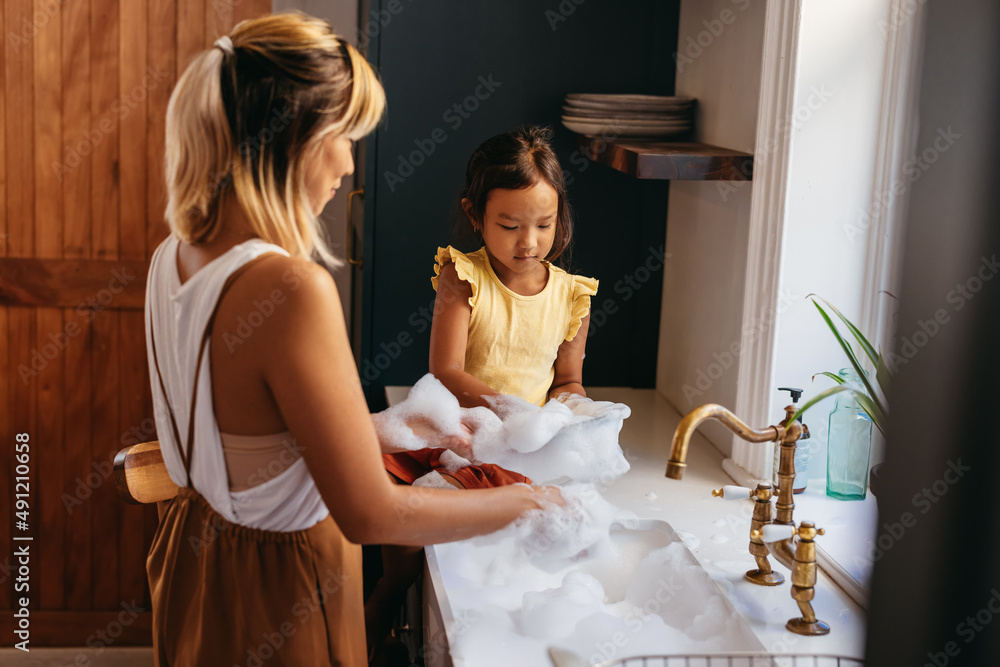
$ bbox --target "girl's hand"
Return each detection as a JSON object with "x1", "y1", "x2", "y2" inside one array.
[{"x1": 406, "y1": 416, "x2": 474, "y2": 459}]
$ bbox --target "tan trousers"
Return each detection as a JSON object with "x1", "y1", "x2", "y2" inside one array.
[{"x1": 147, "y1": 486, "x2": 366, "y2": 666}]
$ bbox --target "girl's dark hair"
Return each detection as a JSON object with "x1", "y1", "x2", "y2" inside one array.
[{"x1": 460, "y1": 126, "x2": 573, "y2": 265}]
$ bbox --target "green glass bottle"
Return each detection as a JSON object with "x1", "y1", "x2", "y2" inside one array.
[{"x1": 826, "y1": 368, "x2": 873, "y2": 500}]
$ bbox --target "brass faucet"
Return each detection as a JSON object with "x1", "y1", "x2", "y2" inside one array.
[
  {"x1": 751, "y1": 521, "x2": 831, "y2": 636},
  {"x1": 666, "y1": 403, "x2": 801, "y2": 525},
  {"x1": 667, "y1": 403, "x2": 829, "y2": 636}
]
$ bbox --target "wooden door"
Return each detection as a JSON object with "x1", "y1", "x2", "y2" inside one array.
[{"x1": 1, "y1": 0, "x2": 269, "y2": 647}]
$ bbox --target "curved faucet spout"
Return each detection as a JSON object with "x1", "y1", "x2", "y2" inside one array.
[{"x1": 666, "y1": 404, "x2": 784, "y2": 479}]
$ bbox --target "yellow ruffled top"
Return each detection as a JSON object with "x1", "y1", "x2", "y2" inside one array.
[{"x1": 432, "y1": 246, "x2": 599, "y2": 406}]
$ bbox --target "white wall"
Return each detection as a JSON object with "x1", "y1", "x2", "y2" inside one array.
[
  {"x1": 657, "y1": 0, "x2": 766, "y2": 456},
  {"x1": 767, "y1": 0, "x2": 892, "y2": 482}
]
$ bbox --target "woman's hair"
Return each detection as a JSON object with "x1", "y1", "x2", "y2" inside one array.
[
  {"x1": 165, "y1": 13, "x2": 385, "y2": 264},
  {"x1": 460, "y1": 126, "x2": 574, "y2": 265}
]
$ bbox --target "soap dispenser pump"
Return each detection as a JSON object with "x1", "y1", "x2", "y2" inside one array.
[{"x1": 773, "y1": 387, "x2": 811, "y2": 494}]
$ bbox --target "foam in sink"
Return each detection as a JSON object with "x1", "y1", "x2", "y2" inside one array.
[{"x1": 434, "y1": 493, "x2": 764, "y2": 666}]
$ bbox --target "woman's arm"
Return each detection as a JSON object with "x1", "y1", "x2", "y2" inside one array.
[
  {"x1": 259, "y1": 257, "x2": 544, "y2": 545},
  {"x1": 548, "y1": 313, "x2": 590, "y2": 401},
  {"x1": 428, "y1": 262, "x2": 499, "y2": 409}
]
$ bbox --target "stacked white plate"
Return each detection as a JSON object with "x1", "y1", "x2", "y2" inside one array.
[{"x1": 561, "y1": 93, "x2": 695, "y2": 139}]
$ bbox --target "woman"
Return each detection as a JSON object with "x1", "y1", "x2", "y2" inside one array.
[{"x1": 146, "y1": 13, "x2": 554, "y2": 666}]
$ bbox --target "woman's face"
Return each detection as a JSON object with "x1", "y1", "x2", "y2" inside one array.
[{"x1": 303, "y1": 133, "x2": 354, "y2": 214}]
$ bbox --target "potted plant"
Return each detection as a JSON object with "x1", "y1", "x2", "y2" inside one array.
[{"x1": 791, "y1": 295, "x2": 889, "y2": 498}]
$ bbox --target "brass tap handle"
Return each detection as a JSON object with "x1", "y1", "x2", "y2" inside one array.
[
  {"x1": 712, "y1": 485, "x2": 750, "y2": 499},
  {"x1": 745, "y1": 483, "x2": 783, "y2": 587},
  {"x1": 785, "y1": 520, "x2": 830, "y2": 636}
]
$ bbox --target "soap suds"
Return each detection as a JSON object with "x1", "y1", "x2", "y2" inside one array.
[{"x1": 376, "y1": 374, "x2": 632, "y2": 485}]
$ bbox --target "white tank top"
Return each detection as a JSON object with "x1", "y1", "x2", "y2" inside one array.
[{"x1": 145, "y1": 235, "x2": 330, "y2": 531}]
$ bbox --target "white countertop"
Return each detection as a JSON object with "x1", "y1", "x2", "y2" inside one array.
[{"x1": 387, "y1": 386, "x2": 868, "y2": 663}]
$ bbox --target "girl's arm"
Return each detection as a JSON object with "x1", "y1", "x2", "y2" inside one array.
[
  {"x1": 428, "y1": 262, "x2": 499, "y2": 409},
  {"x1": 260, "y1": 257, "x2": 547, "y2": 545},
  {"x1": 548, "y1": 313, "x2": 590, "y2": 401}
]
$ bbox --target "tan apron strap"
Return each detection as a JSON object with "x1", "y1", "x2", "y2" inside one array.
[{"x1": 149, "y1": 252, "x2": 278, "y2": 486}]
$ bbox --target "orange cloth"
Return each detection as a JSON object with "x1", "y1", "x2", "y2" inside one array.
[{"x1": 382, "y1": 449, "x2": 532, "y2": 488}]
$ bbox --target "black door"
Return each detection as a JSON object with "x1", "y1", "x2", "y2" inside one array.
[{"x1": 359, "y1": 0, "x2": 679, "y2": 408}]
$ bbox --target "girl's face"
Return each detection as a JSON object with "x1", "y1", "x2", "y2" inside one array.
[
  {"x1": 303, "y1": 133, "x2": 354, "y2": 215},
  {"x1": 473, "y1": 180, "x2": 558, "y2": 283}
]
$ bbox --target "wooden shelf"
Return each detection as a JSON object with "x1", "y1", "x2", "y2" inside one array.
[{"x1": 575, "y1": 135, "x2": 753, "y2": 181}]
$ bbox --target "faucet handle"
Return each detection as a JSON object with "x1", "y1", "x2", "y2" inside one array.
[
  {"x1": 755, "y1": 524, "x2": 795, "y2": 543},
  {"x1": 711, "y1": 485, "x2": 751, "y2": 500},
  {"x1": 752, "y1": 522, "x2": 825, "y2": 543}
]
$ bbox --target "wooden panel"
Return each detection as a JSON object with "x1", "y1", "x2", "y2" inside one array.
[
  {"x1": 177, "y1": 0, "x2": 206, "y2": 74},
  {"x1": 0, "y1": 9, "x2": 8, "y2": 614},
  {"x1": 146, "y1": 0, "x2": 176, "y2": 252},
  {"x1": 0, "y1": 611, "x2": 153, "y2": 647},
  {"x1": 37, "y1": 308, "x2": 66, "y2": 610},
  {"x1": 118, "y1": 309, "x2": 150, "y2": 603},
  {"x1": 91, "y1": 0, "x2": 120, "y2": 260},
  {"x1": 6, "y1": 0, "x2": 34, "y2": 258},
  {"x1": 0, "y1": 0, "x2": 279, "y2": 643},
  {"x1": 0, "y1": 303, "x2": 9, "y2": 611},
  {"x1": 8, "y1": 307, "x2": 38, "y2": 609},
  {"x1": 0, "y1": 257, "x2": 148, "y2": 308},
  {"x1": 233, "y1": 0, "x2": 272, "y2": 24},
  {"x1": 90, "y1": 308, "x2": 120, "y2": 609},
  {"x1": 0, "y1": 1, "x2": 6, "y2": 257},
  {"x1": 209, "y1": 0, "x2": 234, "y2": 41},
  {"x1": 90, "y1": 0, "x2": 122, "y2": 611},
  {"x1": 120, "y1": 0, "x2": 148, "y2": 262},
  {"x1": 62, "y1": 0, "x2": 92, "y2": 259},
  {"x1": 63, "y1": 308, "x2": 94, "y2": 610},
  {"x1": 34, "y1": 0, "x2": 63, "y2": 258}
]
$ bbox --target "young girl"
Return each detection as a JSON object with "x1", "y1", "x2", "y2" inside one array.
[
  {"x1": 370, "y1": 128, "x2": 598, "y2": 659},
  {"x1": 430, "y1": 125, "x2": 598, "y2": 409}
]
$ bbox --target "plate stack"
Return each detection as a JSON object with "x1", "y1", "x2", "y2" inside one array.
[{"x1": 561, "y1": 94, "x2": 695, "y2": 139}]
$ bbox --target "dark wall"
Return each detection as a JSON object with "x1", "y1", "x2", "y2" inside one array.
[
  {"x1": 359, "y1": 0, "x2": 679, "y2": 407},
  {"x1": 865, "y1": 1, "x2": 1000, "y2": 665}
]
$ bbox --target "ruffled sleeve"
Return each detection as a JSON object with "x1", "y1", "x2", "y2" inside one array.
[
  {"x1": 565, "y1": 274, "x2": 599, "y2": 341},
  {"x1": 431, "y1": 246, "x2": 479, "y2": 307}
]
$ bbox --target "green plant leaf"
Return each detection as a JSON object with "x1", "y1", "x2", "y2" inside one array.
[
  {"x1": 814, "y1": 371, "x2": 845, "y2": 385},
  {"x1": 810, "y1": 299, "x2": 889, "y2": 423},
  {"x1": 808, "y1": 294, "x2": 879, "y2": 367}
]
